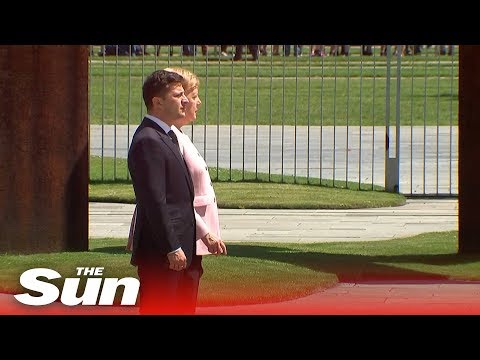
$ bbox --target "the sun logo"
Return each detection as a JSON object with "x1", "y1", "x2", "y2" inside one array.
[{"x1": 14, "y1": 267, "x2": 139, "y2": 306}]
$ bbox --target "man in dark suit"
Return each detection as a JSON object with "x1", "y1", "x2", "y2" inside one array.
[{"x1": 128, "y1": 69, "x2": 196, "y2": 315}]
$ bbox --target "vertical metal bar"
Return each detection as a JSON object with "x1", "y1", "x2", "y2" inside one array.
[
  {"x1": 394, "y1": 45, "x2": 402, "y2": 187},
  {"x1": 167, "y1": 45, "x2": 172, "y2": 67},
  {"x1": 281, "y1": 48, "x2": 286, "y2": 182},
  {"x1": 180, "y1": 45, "x2": 184, "y2": 67},
  {"x1": 347, "y1": 45, "x2": 352, "y2": 188},
  {"x1": 190, "y1": 47, "x2": 196, "y2": 145},
  {"x1": 216, "y1": 52, "x2": 222, "y2": 178},
  {"x1": 371, "y1": 46, "x2": 376, "y2": 191},
  {"x1": 216, "y1": 53, "x2": 221, "y2": 180},
  {"x1": 140, "y1": 46, "x2": 145, "y2": 131},
  {"x1": 269, "y1": 46, "x2": 274, "y2": 181},
  {"x1": 436, "y1": 53, "x2": 441, "y2": 195},
  {"x1": 357, "y1": 45, "x2": 362, "y2": 190},
  {"x1": 307, "y1": 47, "x2": 312, "y2": 183},
  {"x1": 242, "y1": 54, "x2": 247, "y2": 180},
  {"x1": 384, "y1": 45, "x2": 391, "y2": 190},
  {"x1": 255, "y1": 51, "x2": 260, "y2": 180},
  {"x1": 229, "y1": 51, "x2": 234, "y2": 181},
  {"x1": 193, "y1": 46, "x2": 198, "y2": 152},
  {"x1": 449, "y1": 50, "x2": 455, "y2": 195},
  {"x1": 319, "y1": 54, "x2": 324, "y2": 186},
  {"x1": 385, "y1": 44, "x2": 401, "y2": 193},
  {"x1": 192, "y1": 45, "x2": 196, "y2": 74},
  {"x1": 409, "y1": 50, "x2": 415, "y2": 195},
  {"x1": 127, "y1": 49, "x2": 132, "y2": 181},
  {"x1": 203, "y1": 52, "x2": 209, "y2": 168},
  {"x1": 114, "y1": 50, "x2": 118, "y2": 180},
  {"x1": 332, "y1": 47, "x2": 337, "y2": 187},
  {"x1": 100, "y1": 46, "x2": 106, "y2": 181},
  {"x1": 422, "y1": 46, "x2": 428, "y2": 195},
  {"x1": 389, "y1": 45, "x2": 402, "y2": 192},
  {"x1": 294, "y1": 47, "x2": 299, "y2": 183}
]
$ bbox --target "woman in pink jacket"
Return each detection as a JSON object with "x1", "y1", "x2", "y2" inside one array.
[
  {"x1": 167, "y1": 66, "x2": 227, "y2": 257},
  {"x1": 127, "y1": 67, "x2": 227, "y2": 313}
]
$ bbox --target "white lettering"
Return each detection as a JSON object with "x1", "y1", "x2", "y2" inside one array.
[
  {"x1": 76, "y1": 267, "x2": 104, "y2": 276},
  {"x1": 99, "y1": 278, "x2": 140, "y2": 305},
  {"x1": 61, "y1": 278, "x2": 102, "y2": 306},
  {"x1": 14, "y1": 268, "x2": 140, "y2": 306},
  {"x1": 14, "y1": 268, "x2": 61, "y2": 306}
]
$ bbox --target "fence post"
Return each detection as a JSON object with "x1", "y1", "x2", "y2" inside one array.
[{"x1": 385, "y1": 45, "x2": 401, "y2": 193}]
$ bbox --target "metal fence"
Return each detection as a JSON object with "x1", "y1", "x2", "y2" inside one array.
[{"x1": 88, "y1": 45, "x2": 458, "y2": 196}]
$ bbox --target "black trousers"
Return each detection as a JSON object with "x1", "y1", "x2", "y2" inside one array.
[
  {"x1": 137, "y1": 255, "x2": 203, "y2": 315},
  {"x1": 233, "y1": 45, "x2": 259, "y2": 61}
]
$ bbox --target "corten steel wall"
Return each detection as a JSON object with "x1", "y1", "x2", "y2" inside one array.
[
  {"x1": 0, "y1": 45, "x2": 89, "y2": 254},
  {"x1": 458, "y1": 45, "x2": 480, "y2": 254}
]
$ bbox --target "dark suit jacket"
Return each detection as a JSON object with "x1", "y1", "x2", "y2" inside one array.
[{"x1": 128, "y1": 117, "x2": 196, "y2": 268}]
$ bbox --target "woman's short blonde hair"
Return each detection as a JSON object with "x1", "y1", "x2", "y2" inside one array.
[{"x1": 164, "y1": 67, "x2": 199, "y2": 94}]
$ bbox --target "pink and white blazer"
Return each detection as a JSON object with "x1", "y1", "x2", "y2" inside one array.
[{"x1": 171, "y1": 125, "x2": 221, "y2": 255}]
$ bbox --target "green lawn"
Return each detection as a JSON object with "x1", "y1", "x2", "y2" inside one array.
[
  {"x1": 90, "y1": 156, "x2": 406, "y2": 209},
  {"x1": 89, "y1": 46, "x2": 458, "y2": 127},
  {"x1": 2, "y1": 231, "x2": 478, "y2": 306}
]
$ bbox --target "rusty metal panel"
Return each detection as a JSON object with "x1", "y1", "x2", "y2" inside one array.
[{"x1": 0, "y1": 45, "x2": 89, "y2": 254}]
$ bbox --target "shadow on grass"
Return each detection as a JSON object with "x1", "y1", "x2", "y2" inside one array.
[
  {"x1": 91, "y1": 243, "x2": 480, "y2": 282},
  {"x1": 91, "y1": 246, "x2": 129, "y2": 255},
  {"x1": 89, "y1": 179, "x2": 132, "y2": 185},
  {"x1": 424, "y1": 93, "x2": 458, "y2": 99},
  {"x1": 222, "y1": 244, "x2": 480, "y2": 282}
]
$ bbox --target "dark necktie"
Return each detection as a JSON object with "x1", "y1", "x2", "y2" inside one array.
[
  {"x1": 168, "y1": 130, "x2": 179, "y2": 147},
  {"x1": 168, "y1": 129, "x2": 191, "y2": 186}
]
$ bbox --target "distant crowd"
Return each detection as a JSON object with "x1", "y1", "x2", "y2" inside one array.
[{"x1": 94, "y1": 45, "x2": 456, "y2": 59}]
